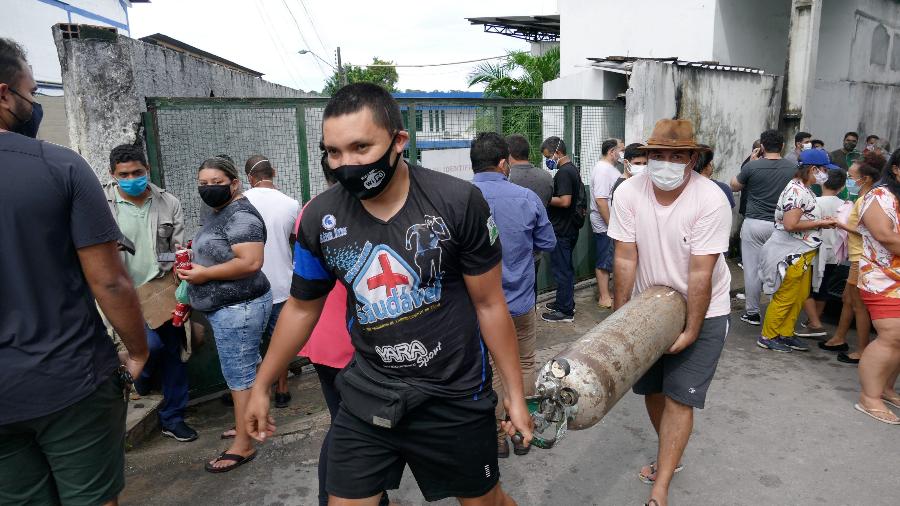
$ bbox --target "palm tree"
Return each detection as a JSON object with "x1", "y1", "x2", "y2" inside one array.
[
  {"x1": 467, "y1": 46, "x2": 560, "y2": 99},
  {"x1": 468, "y1": 47, "x2": 560, "y2": 163}
]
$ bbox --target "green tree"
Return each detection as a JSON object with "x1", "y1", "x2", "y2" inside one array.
[
  {"x1": 322, "y1": 57, "x2": 399, "y2": 96},
  {"x1": 468, "y1": 47, "x2": 560, "y2": 163}
]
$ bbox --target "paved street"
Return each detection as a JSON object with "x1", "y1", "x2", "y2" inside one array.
[{"x1": 122, "y1": 287, "x2": 897, "y2": 506}]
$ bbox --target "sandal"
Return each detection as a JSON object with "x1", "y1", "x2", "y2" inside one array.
[
  {"x1": 644, "y1": 500, "x2": 660, "y2": 506},
  {"x1": 881, "y1": 394, "x2": 900, "y2": 410},
  {"x1": 854, "y1": 403, "x2": 900, "y2": 425},
  {"x1": 639, "y1": 461, "x2": 684, "y2": 484},
  {"x1": 204, "y1": 450, "x2": 257, "y2": 473},
  {"x1": 220, "y1": 427, "x2": 237, "y2": 440}
]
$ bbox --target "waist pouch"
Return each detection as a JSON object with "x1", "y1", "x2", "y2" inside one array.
[{"x1": 335, "y1": 354, "x2": 429, "y2": 429}]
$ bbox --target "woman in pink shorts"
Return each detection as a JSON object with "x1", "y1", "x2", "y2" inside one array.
[{"x1": 855, "y1": 149, "x2": 900, "y2": 424}]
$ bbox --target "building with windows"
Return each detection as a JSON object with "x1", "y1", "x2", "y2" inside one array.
[
  {"x1": 3, "y1": 0, "x2": 149, "y2": 145},
  {"x1": 393, "y1": 91, "x2": 482, "y2": 150}
]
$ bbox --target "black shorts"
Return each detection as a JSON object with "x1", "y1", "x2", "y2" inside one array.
[
  {"x1": 812, "y1": 263, "x2": 841, "y2": 301},
  {"x1": 326, "y1": 390, "x2": 499, "y2": 502},
  {"x1": 633, "y1": 315, "x2": 730, "y2": 409}
]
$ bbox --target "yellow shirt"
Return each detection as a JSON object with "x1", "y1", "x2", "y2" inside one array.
[{"x1": 848, "y1": 197, "x2": 864, "y2": 262}]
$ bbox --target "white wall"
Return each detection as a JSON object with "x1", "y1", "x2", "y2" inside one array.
[
  {"x1": 4, "y1": 0, "x2": 130, "y2": 87},
  {"x1": 558, "y1": 0, "x2": 718, "y2": 78},
  {"x1": 712, "y1": 0, "x2": 792, "y2": 74},
  {"x1": 805, "y1": 0, "x2": 900, "y2": 147},
  {"x1": 542, "y1": 68, "x2": 626, "y2": 100}
]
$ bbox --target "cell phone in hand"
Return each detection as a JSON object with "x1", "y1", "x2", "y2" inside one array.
[{"x1": 118, "y1": 236, "x2": 136, "y2": 255}]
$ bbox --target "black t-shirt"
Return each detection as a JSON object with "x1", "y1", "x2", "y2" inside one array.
[
  {"x1": 189, "y1": 197, "x2": 270, "y2": 312},
  {"x1": 737, "y1": 158, "x2": 797, "y2": 222},
  {"x1": 548, "y1": 161, "x2": 582, "y2": 237},
  {"x1": 292, "y1": 165, "x2": 502, "y2": 398},
  {"x1": 0, "y1": 132, "x2": 122, "y2": 425}
]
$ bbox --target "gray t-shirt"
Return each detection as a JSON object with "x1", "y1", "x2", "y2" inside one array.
[
  {"x1": 0, "y1": 133, "x2": 122, "y2": 425},
  {"x1": 509, "y1": 162, "x2": 553, "y2": 208},
  {"x1": 188, "y1": 197, "x2": 270, "y2": 312},
  {"x1": 736, "y1": 157, "x2": 798, "y2": 222}
]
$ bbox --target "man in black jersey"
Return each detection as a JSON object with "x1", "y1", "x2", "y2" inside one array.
[{"x1": 247, "y1": 83, "x2": 533, "y2": 506}]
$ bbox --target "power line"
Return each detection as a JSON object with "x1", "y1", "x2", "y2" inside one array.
[
  {"x1": 280, "y1": 0, "x2": 329, "y2": 78},
  {"x1": 253, "y1": 0, "x2": 304, "y2": 89},
  {"x1": 293, "y1": 0, "x2": 328, "y2": 53},
  {"x1": 364, "y1": 55, "x2": 507, "y2": 68}
]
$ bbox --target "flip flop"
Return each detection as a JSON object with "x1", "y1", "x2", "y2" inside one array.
[
  {"x1": 639, "y1": 461, "x2": 684, "y2": 484},
  {"x1": 882, "y1": 395, "x2": 900, "y2": 410},
  {"x1": 854, "y1": 403, "x2": 900, "y2": 425},
  {"x1": 644, "y1": 500, "x2": 660, "y2": 506},
  {"x1": 204, "y1": 450, "x2": 257, "y2": 473},
  {"x1": 220, "y1": 427, "x2": 237, "y2": 440}
]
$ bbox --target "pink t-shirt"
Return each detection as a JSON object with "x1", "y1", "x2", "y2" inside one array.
[
  {"x1": 294, "y1": 212, "x2": 354, "y2": 368},
  {"x1": 607, "y1": 172, "x2": 732, "y2": 318}
]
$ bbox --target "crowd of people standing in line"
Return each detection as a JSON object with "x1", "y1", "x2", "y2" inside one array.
[{"x1": 2, "y1": 30, "x2": 898, "y2": 506}]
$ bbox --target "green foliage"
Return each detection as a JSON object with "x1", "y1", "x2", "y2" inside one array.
[
  {"x1": 322, "y1": 57, "x2": 399, "y2": 96},
  {"x1": 468, "y1": 47, "x2": 560, "y2": 164}
]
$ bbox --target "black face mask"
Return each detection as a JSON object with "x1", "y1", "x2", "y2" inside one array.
[
  {"x1": 198, "y1": 183, "x2": 233, "y2": 208},
  {"x1": 331, "y1": 134, "x2": 401, "y2": 200},
  {"x1": 8, "y1": 88, "x2": 42, "y2": 138},
  {"x1": 844, "y1": 140, "x2": 857, "y2": 152}
]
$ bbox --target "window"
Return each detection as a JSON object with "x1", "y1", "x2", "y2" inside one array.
[
  {"x1": 440, "y1": 110, "x2": 446, "y2": 132},
  {"x1": 428, "y1": 110, "x2": 434, "y2": 132},
  {"x1": 415, "y1": 110, "x2": 423, "y2": 132},
  {"x1": 871, "y1": 24, "x2": 889, "y2": 66},
  {"x1": 892, "y1": 34, "x2": 900, "y2": 71}
]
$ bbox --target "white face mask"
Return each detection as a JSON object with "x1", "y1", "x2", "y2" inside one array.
[
  {"x1": 617, "y1": 150, "x2": 625, "y2": 163},
  {"x1": 802, "y1": 142, "x2": 812, "y2": 150},
  {"x1": 628, "y1": 162, "x2": 646, "y2": 176},
  {"x1": 647, "y1": 159, "x2": 687, "y2": 191},
  {"x1": 814, "y1": 169, "x2": 828, "y2": 185}
]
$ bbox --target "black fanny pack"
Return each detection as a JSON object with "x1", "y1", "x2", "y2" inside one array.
[{"x1": 335, "y1": 354, "x2": 429, "y2": 429}]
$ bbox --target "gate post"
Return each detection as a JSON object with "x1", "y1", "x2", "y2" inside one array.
[{"x1": 296, "y1": 105, "x2": 311, "y2": 203}]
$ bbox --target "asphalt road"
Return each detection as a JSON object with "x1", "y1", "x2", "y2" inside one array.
[{"x1": 121, "y1": 290, "x2": 897, "y2": 505}]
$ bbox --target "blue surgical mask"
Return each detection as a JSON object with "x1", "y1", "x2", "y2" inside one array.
[
  {"x1": 118, "y1": 175, "x2": 148, "y2": 197},
  {"x1": 846, "y1": 178, "x2": 859, "y2": 195}
]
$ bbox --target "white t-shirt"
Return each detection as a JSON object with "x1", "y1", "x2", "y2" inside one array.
[
  {"x1": 816, "y1": 195, "x2": 845, "y2": 264},
  {"x1": 608, "y1": 172, "x2": 733, "y2": 318},
  {"x1": 589, "y1": 159, "x2": 621, "y2": 233},
  {"x1": 244, "y1": 187, "x2": 301, "y2": 304}
]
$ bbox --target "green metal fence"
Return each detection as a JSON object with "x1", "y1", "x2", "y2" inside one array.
[{"x1": 143, "y1": 97, "x2": 624, "y2": 396}]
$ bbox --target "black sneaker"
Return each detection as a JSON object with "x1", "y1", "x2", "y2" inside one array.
[
  {"x1": 541, "y1": 310, "x2": 574, "y2": 323},
  {"x1": 274, "y1": 391, "x2": 292, "y2": 409},
  {"x1": 544, "y1": 302, "x2": 576, "y2": 314},
  {"x1": 162, "y1": 421, "x2": 199, "y2": 442},
  {"x1": 740, "y1": 312, "x2": 761, "y2": 325}
]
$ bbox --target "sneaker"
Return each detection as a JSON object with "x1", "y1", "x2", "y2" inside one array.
[
  {"x1": 541, "y1": 310, "x2": 574, "y2": 323},
  {"x1": 757, "y1": 336, "x2": 792, "y2": 353},
  {"x1": 740, "y1": 312, "x2": 761, "y2": 325},
  {"x1": 782, "y1": 336, "x2": 810, "y2": 351},
  {"x1": 274, "y1": 391, "x2": 292, "y2": 409},
  {"x1": 162, "y1": 421, "x2": 199, "y2": 442},
  {"x1": 794, "y1": 327, "x2": 827, "y2": 338},
  {"x1": 545, "y1": 302, "x2": 576, "y2": 314}
]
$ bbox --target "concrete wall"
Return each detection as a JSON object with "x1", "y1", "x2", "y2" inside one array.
[
  {"x1": 53, "y1": 28, "x2": 309, "y2": 181},
  {"x1": 35, "y1": 95, "x2": 71, "y2": 148},
  {"x1": 805, "y1": 0, "x2": 900, "y2": 147},
  {"x1": 626, "y1": 61, "x2": 783, "y2": 214},
  {"x1": 713, "y1": 0, "x2": 792, "y2": 74},
  {"x1": 543, "y1": 68, "x2": 627, "y2": 100},
  {"x1": 559, "y1": 0, "x2": 718, "y2": 78}
]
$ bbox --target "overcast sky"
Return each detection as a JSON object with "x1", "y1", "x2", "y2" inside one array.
[{"x1": 129, "y1": 0, "x2": 557, "y2": 94}]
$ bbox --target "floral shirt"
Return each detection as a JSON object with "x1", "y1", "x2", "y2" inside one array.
[
  {"x1": 858, "y1": 187, "x2": 900, "y2": 297},
  {"x1": 774, "y1": 179, "x2": 822, "y2": 249}
]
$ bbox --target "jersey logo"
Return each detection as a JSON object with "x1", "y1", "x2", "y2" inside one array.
[
  {"x1": 375, "y1": 340, "x2": 442, "y2": 368},
  {"x1": 405, "y1": 215, "x2": 451, "y2": 287},
  {"x1": 322, "y1": 214, "x2": 337, "y2": 230},
  {"x1": 353, "y1": 245, "x2": 441, "y2": 325}
]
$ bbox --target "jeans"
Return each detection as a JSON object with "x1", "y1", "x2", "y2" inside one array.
[
  {"x1": 550, "y1": 234, "x2": 578, "y2": 315},
  {"x1": 259, "y1": 301, "x2": 285, "y2": 357},
  {"x1": 740, "y1": 218, "x2": 775, "y2": 314},
  {"x1": 134, "y1": 322, "x2": 189, "y2": 428},
  {"x1": 206, "y1": 290, "x2": 273, "y2": 391}
]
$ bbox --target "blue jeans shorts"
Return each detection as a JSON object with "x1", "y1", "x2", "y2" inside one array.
[
  {"x1": 594, "y1": 231, "x2": 614, "y2": 272},
  {"x1": 207, "y1": 290, "x2": 273, "y2": 391}
]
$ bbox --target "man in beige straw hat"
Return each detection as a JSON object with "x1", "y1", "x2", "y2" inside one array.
[{"x1": 607, "y1": 119, "x2": 732, "y2": 506}]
